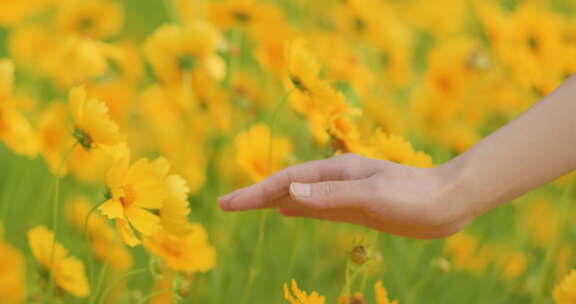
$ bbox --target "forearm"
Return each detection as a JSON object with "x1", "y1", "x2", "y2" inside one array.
[{"x1": 440, "y1": 74, "x2": 576, "y2": 219}]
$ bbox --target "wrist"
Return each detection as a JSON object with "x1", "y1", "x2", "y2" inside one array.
[{"x1": 430, "y1": 158, "x2": 480, "y2": 233}]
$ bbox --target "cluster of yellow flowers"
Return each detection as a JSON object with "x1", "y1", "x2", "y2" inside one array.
[{"x1": 0, "y1": 0, "x2": 575, "y2": 302}]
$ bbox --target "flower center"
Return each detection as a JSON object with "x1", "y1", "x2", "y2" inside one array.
[
  {"x1": 120, "y1": 184, "x2": 136, "y2": 207},
  {"x1": 178, "y1": 55, "x2": 196, "y2": 71},
  {"x1": 233, "y1": 10, "x2": 251, "y2": 23},
  {"x1": 290, "y1": 75, "x2": 307, "y2": 92},
  {"x1": 73, "y1": 127, "x2": 93, "y2": 150}
]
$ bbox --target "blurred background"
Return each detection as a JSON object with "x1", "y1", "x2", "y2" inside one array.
[{"x1": 0, "y1": 0, "x2": 575, "y2": 303}]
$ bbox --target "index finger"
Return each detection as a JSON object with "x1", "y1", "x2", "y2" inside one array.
[{"x1": 218, "y1": 153, "x2": 377, "y2": 211}]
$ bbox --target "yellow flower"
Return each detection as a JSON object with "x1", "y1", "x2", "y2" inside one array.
[
  {"x1": 235, "y1": 123, "x2": 292, "y2": 182},
  {"x1": 27, "y1": 226, "x2": 90, "y2": 298},
  {"x1": 554, "y1": 269, "x2": 576, "y2": 304},
  {"x1": 375, "y1": 280, "x2": 399, "y2": 304},
  {"x1": 357, "y1": 130, "x2": 433, "y2": 168},
  {"x1": 208, "y1": 0, "x2": 283, "y2": 35},
  {"x1": 284, "y1": 40, "x2": 358, "y2": 144},
  {"x1": 284, "y1": 279, "x2": 325, "y2": 304},
  {"x1": 143, "y1": 22, "x2": 226, "y2": 85},
  {"x1": 0, "y1": 231, "x2": 26, "y2": 304},
  {"x1": 443, "y1": 232, "x2": 491, "y2": 276},
  {"x1": 284, "y1": 40, "x2": 333, "y2": 108},
  {"x1": 521, "y1": 196, "x2": 557, "y2": 248},
  {"x1": 66, "y1": 144, "x2": 114, "y2": 184},
  {"x1": 8, "y1": 24, "x2": 57, "y2": 72},
  {"x1": 56, "y1": 0, "x2": 123, "y2": 39},
  {"x1": 44, "y1": 37, "x2": 112, "y2": 87},
  {"x1": 0, "y1": 60, "x2": 14, "y2": 102},
  {"x1": 98, "y1": 149, "x2": 169, "y2": 246},
  {"x1": 337, "y1": 292, "x2": 365, "y2": 304},
  {"x1": 69, "y1": 86, "x2": 123, "y2": 151},
  {"x1": 143, "y1": 224, "x2": 216, "y2": 273},
  {"x1": 0, "y1": 59, "x2": 40, "y2": 157},
  {"x1": 160, "y1": 174, "x2": 192, "y2": 237},
  {"x1": 38, "y1": 102, "x2": 75, "y2": 176},
  {"x1": 0, "y1": 0, "x2": 53, "y2": 27}
]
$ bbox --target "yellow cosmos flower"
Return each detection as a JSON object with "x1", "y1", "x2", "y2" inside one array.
[
  {"x1": 283, "y1": 279, "x2": 325, "y2": 304},
  {"x1": 0, "y1": 0, "x2": 53, "y2": 27},
  {"x1": 284, "y1": 40, "x2": 358, "y2": 144},
  {"x1": 0, "y1": 60, "x2": 14, "y2": 102},
  {"x1": 0, "y1": 59, "x2": 40, "y2": 157},
  {"x1": 56, "y1": 0, "x2": 124, "y2": 39},
  {"x1": 66, "y1": 144, "x2": 114, "y2": 184},
  {"x1": 284, "y1": 40, "x2": 334, "y2": 105},
  {"x1": 554, "y1": 269, "x2": 576, "y2": 304},
  {"x1": 143, "y1": 224, "x2": 216, "y2": 273},
  {"x1": 358, "y1": 130, "x2": 433, "y2": 168},
  {"x1": 208, "y1": 0, "x2": 284, "y2": 34},
  {"x1": 443, "y1": 232, "x2": 491, "y2": 276},
  {"x1": 143, "y1": 22, "x2": 226, "y2": 85},
  {"x1": 0, "y1": 230, "x2": 26, "y2": 304},
  {"x1": 46, "y1": 37, "x2": 111, "y2": 87},
  {"x1": 160, "y1": 174, "x2": 192, "y2": 237},
  {"x1": 337, "y1": 292, "x2": 364, "y2": 304},
  {"x1": 337, "y1": 280, "x2": 398, "y2": 304},
  {"x1": 38, "y1": 102, "x2": 75, "y2": 176},
  {"x1": 69, "y1": 86, "x2": 123, "y2": 151},
  {"x1": 235, "y1": 123, "x2": 292, "y2": 182},
  {"x1": 375, "y1": 280, "x2": 399, "y2": 304},
  {"x1": 98, "y1": 149, "x2": 169, "y2": 246},
  {"x1": 28, "y1": 226, "x2": 90, "y2": 298},
  {"x1": 8, "y1": 24, "x2": 57, "y2": 72}
]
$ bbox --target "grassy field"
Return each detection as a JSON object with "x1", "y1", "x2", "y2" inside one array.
[{"x1": 0, "y1": 0, "x2": 575, "y2": 303}]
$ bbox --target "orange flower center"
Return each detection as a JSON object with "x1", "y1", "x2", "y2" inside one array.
[
  {"x1": 120, "y1": 185, "x2": 136, "y2": 207},
  {"x1": 162, "y1": 240, "x2": 183, "y2": 258}
]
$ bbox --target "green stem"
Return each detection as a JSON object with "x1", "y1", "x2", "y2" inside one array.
[
  {"x1": 241, "y1": 89, "x2": 294, "y2": 304},
  {"x1": 97, "y1": 268, "x2": 149, "y2": 304},
  {"x1": 47, "y1": 141, "x2": 78, "y2": 300},
  {"x1": 83, "y1": 200, "x2": 107, "y2": 286},
  {"x1": 138, "y1": 288, "x2": 173, "y2": 304}
]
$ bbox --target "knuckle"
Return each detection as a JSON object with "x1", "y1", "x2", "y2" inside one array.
[
  {"x1": 334, "y1": 152, "x2": 360, "y2": 162},
  {"x1": 316, "y1": 181, "x2": 337, "y2": 198}
]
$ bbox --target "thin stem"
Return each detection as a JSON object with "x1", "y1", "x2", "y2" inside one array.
[
  {"x1": 241, "y1": 89, "x2": 294, "y2": 304},
  {"x1": 97, "y1": 268, "x2": 149, "y2": 304},
  {"x1": 47, "y1": 141, "x2": 79, "y2": 300},
  {"x1": 83, "y1": 200, "x2": 107, "y2": 286},
  {"x1": 138, "y1": 288, "x2": 173, "y2": 304},
  {"x1": 90, "y1": 258, "x2": 111, "y2": 304}
]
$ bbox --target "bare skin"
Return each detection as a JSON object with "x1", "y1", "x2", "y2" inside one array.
[{"x1": 218, "y1": 74, "x2": 576, "y2": 239}]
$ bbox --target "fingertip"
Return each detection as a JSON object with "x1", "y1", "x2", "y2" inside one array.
[
  {"x1": 217, "y1": 188, "x2": 245, "y2": 211},
  {"x1": 218, "y1": 197, "x2": 234, "y2": 211}
]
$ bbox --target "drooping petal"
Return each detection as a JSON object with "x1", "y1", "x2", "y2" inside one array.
[
  {"x1": 160, "y1": 174, "x2": 191, "y2": 236},
  {"x1": 115, "y1": 219, "x2": 141, "y2": 247},
  {"x1": 27, "y1": 226, "x2": 68, "y2": 270},
  {"x1": 125, "y1": 206, "x2": 161, "y2": 236},
  {"x1": 98, "y1": 199, "x2": 125, "y2": 220},
  {"x1": 56, "y1": 257, "x2": 91, "y2": 298}
]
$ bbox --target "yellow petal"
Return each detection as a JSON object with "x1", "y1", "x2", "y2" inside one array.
[
  {"x1": 56, "y1": 257, "x2": 90, "y2": 298},
  {"x1": 97, "y1": 199, "x2": 124, "y2": 220},
  {"x1": 27, "y1": 226, "x2": 68, "y2": 270},
  {"x1": 125, "y1": 206, "x2": 161, "y2": 236},
  {"x1": 115, "y1": 219, "x2": 141, "y2": 247}
]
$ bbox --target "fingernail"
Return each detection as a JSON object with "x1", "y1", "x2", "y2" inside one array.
[{"x1": 290, "y1": 183, "x2": 311, "y2": 198}]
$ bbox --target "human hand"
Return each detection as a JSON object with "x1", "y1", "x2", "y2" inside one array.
[{"x1": 218, "y1": 153, "x2": 472, "y2": 239}]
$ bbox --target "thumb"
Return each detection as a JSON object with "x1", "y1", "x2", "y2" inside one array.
[{"x1": 288, "y1": 179, "x2": 373, "y2": 209}]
